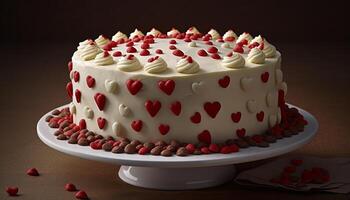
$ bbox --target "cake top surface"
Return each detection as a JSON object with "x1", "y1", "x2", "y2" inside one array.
[{"x1": 72, "y1": 27, "x2": 280, "y2": 77}]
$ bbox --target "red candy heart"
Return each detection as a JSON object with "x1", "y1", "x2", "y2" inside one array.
[
  {"x1": 236, "y1": 128, "x2": 246, "y2": 137},
  {"x1": 6, "y1": 187, "x2": 18, "y2": 196},
  {"x1": 79, "y1": 119, "x2": 86, "y2": 129},
  {"x1": 218, "y1": 76, "x2": 230, "y2": 88},
  {"x1": 75, "y1": 190, "x2": 88, "y2": 199},
  {"x1": 126, "y1": 46, "x2": 137, "y2": 53},
  {"x1": 75, "y1": 89, "x2": 81, "y2": 103},
  {"x1": 94, "y1": 93, "x2": 106, "y2": 111},
  {"x1": 204, "y1": 102, "x2": 221, "y2": 118},
  {"x1": 65, "y1": 183, "x2": 77, "y2": 192},
  {"x1": 231, "y1": 112, "x2": 241, "y2": 123},
  {"x1": 141, "y1": 43, "x2": 150, "y2": 49},
  {"x1": 158, "y1": 124, "x2": 170, "y2": 135},
  {"x1": 169, "y1": 39, "x2": 177, "y2": 44},
  {"x1": 155, "y1": 49, "x2": 163, "y2": 54},
  {"x1": 197, "y1": 49, "x2": 208, "y2": 57},
  {"x1": 170, "y1": 101, "x2": 181, "y2": 116},
  {"x1": 261, "y1": 72, "x2": 269, "y2": 83},
  {"x1": 126, "y1": 79, "x2": 143, "y2": 95},
  {"x1": 172, "y1": 49, "x2": 184, "y2": 57},
  {"x1": 140, "y1": 49, "x2": 150, "y2": 56},
  {"x1": 86, "y1": 75, "x2": 95, "y2": 88},
  {"x1": 158, "y1": 79, "x2": 175, "y2": 95},
  {"x1": 66, "y1": 82, "x2": 73, "y2": 99},
  {"x1": 207, "y1": 46, "x2": 218, "y2": 53},
  {"x1": 233, "y1": 45, "x2": 244, "y2": 53},
  {"x1": 97, "y1": 117, "x2": 106, "y2": 129},
  {"x1": 198, "y1": 130, "x2": 211, "y2": 144},
  {"x1": 26, "y1": 168, "x2": 39, "y2": 176},
  {"x1": 113, "y1": 51, "x2": 122, "y2": 57},
  {"x1": 190, "y1": 112, "x2": 201, "y2": 124},
  {"x1": 131, "y1": 120, "x2": 143, "y2": 132},
  {"x1": 145, "y1": 100, "x2": 161, "y2": 117},
  {"x1": 256, "y1": 111, "x2": 264, "y2": 122},
  {"x1": 211, "y1": 53, "x2": 221, "y2": 60},
  {"x1": 126, "y1": 41, "x2": 134, "y2": 47},
  {"x1": 68, "y1": 61, "x2": 73, "y2": 72},
  {"x1": 73, "y1": 71, "x2": 80, "y2": 82}
]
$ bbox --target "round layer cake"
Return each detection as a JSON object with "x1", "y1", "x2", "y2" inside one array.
[{"x1": 67, "y1": 27, "x2": 287, "y2": 144}]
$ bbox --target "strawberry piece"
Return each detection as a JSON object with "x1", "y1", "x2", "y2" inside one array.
[
  {"x1": 155, "y1": 49, "x2": 163, "y2": 54},
  {"x1": 209, "y1": 144, "x2": 220, "y2": 153},
  {"x1": 185, "y1": 144, "x2": 195, "y2": 154},
  {"x1": 6, "y1": 187, "x2": 18, "y2": 196},
  {"x1": 112, "y1": 51, "x2": 122, "y2": 57},
  {"x1": 197, "y1": 49, "x2": 208, "y2": 56},
  {"x1": 172, "y1": 49, "x2": 184, "y2": 57},
  {"x1": 138, "y1": 147, "x2": 150, "y2": 155},
  {"x1": 75, "y1": 190, "x2": 88, "y2": 199},
  {"x1": 126, "y1": 46, "x2": 137, "y2": 53},
  {"x1": 65, "y1": 183, "x2": 77, "y2": 192}
]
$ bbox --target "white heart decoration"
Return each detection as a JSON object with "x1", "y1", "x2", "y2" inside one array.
[
  {"x1": 275, "y1": 69, "x2": 283, "y2": 84},
  {"x1": 119, "y1": 104, "x2": 130, "y2": 117},
  {"x1": 83, "y1": 106, "x2": 94, "y2": 119},
  {"x1": 105, "y1": 79, "x2": 118, "y2": 93},
  {"x1": 268, "y1": 114, "x2": 277, "y2": 128},
  {"x1": 192, "y1": 81, "x2": 204, "y2": 94},
  {"x1": 246, "y1": 100, "x2": 257, "y2": 113},
  {"x1": 240, "y1": 77, "x2": 253, "y2": 92},
  {"x1": 112, "y1": 122, "x2": 122, "y2": 136},
  {"x1": 266, "y1": 91, "x2": 277, "y2": 107},
  {"x1": 69, "y1": 102, "x2": 76, "y2": 114}
]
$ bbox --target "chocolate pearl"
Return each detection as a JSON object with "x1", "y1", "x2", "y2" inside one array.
[
  {"x1": 106, "y1": 136, "x2": 115, "y2": 141},
  {"x1": 264, "y1": 135, "x2": 276, "y2": 143},
  {"x1": 170, "y1": 140, "x2": 180, "y2": 149},
  {"x1": 63, "y1": 126, "x2": 71, "y2": 132},
  {"x1": 71, "y1": 132, "x2": 79, "y2": 139},
  {"x1": 57, "y1": 134, "x2": 67, "y2": 140},
  {"x1": 160, "y1": 149, "x2": 173, "y2": 157},
  {"x1": 176, "y1": 147, "x2": 188, "y2": 156},
  {"x1": 102, "y1": 142, "x2": 113, "y2": 151},
  {"x1": 136, "y1": 144, "x2": 143, "y2": 150},
  {"x1": 155, "y1": 140, "x2": 167, "y2": 147},
  {"x1": 235, "y1": 139, "x2": 250, "y2": 148},
  {"x1": 124, "y1": 144, "x2": 137, "y2": 154},
  {"x1": 95, "y1": 135, "x2": 103, "y2": 140},
  {"x1": 87, "y1": 135, "x2": 96, "y2": 143},
  {"x1": 54, "y1": 129, "x2": 63, "y2": 136},
  {"x1": 143, "y1": 142, "x2": 155, "y2": 149},
  {"x1": 119, "y1": 141, "x2": 129, "y2": 148},
  {"x1": 111, "y1": 145, "x2": 124, "y2": 153},
  {"x1": 86, "y1": 131, "x2": 95, "y2": 137},
  {"x1": 49, "y1": 122, "x2": 59, "y2": 128},
  {"x1": 150, "y1": 146, "x2": 162, "y2": 155},
  {"x1": 193, "y1": 149, "x2": 202, "y2": 155},
  {"x1": 59, "y1": 121, "x2": 70, "y2": 129},
  {"x1": 130, "y1": 140, "x2": 141, "y2": 146},
  {"x1": 243, "y1": 137, "x2": 257, "y2": 146},
  {"x1": 166, "y1": 145, "x2": 176, "y2": 152},
  {"x1": 45, "y1": 115, "x2": 53, "y2": 122},
  {"x1": 68, "y1": 137, "x2": 78, "y2": 144},
  {"x1": 78, "y1": 138, "x2": 89, "y2": 146},
  {"x1": 51, "y1": 109, "x2": 61, "y2": 115},
  {"x1": 79, "y1": 129, "x2": 88, "y2": 134},
  {"x1": 120, "y1": 138, "x2": 130, "y2": 143},
  {"x1": 257, "y1": 141, "x2": 269, "y2": 148}
]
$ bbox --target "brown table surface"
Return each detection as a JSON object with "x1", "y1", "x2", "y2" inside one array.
[{"x1": 1, "y1": 42, "x2": 349, "y2": 199}]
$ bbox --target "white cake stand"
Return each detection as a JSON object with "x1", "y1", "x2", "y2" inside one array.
[{"x1": 37, "y1": 104, "x2": 318, "y2": 190}]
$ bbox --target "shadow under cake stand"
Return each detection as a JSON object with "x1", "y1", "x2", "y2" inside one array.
[{"x1": 37, "y1": 104, "x2": 318, "y2": 190}]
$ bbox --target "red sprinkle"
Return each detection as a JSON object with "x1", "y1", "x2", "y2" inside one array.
[
  {"x1": 75, "y1": 190, "x2": 88, "y2": 199},
  {"x1": 26, "y1": 168, "x2": 40, "y2": 176},
  {"x1": 140, "y1": 49, "x2": 150, "y2": 56},
  {"x1": 207, "y1": 46, "x2": 218, "y2": 53},
  {"x1": 172, "y1": 49, "x2": 184, "y2": 57},
  {"x1": 155, "y1": 49, "x2": 163, "y2": 54},
  {"x1": 126, "y1": 46, "x2": 137, "y2": 53},
  {"x1": 211, "y1": 53, "x2": 221, "y2": 59},
  {"x1": 141, "y1": 43, "x2": 150, "y2": 49},
  {"x1": 113, "y1": 51, "x2": 122, "y2": 57},
  {"x1": 169, "y1": 45, "x2": 177, "y2": 50},
  {"x1": 126, "y1": 41, "x2": 134, "y2": 47},
  {"x1": 169, "y1": 39, "x2": 177, "y2": 44},
  {"x1": 65, "y1": 183, "x2": 77, "y2": 192},
  {"x1": 6, "y1": 187, "x2": 18, "y2": 196},
  {"x1": 197, "y1": 49, "x2": 208, "y2": 56}
]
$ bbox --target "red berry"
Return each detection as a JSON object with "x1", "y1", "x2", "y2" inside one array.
[
  {"x1": 211, "y1": 53, "x2": 221, "y2": 60},
  {"x1": 205, "y1": 41, "x2": 213, "y2": 45},
  {"x1": 197, "y1": 49, "x2": 208, "y2": 56},
  {"x1": 233, "y1": 45, "x2": 244, "y2": 53},
  {"x1": 68, "y1": 61, "x2": 73, "y2": 72},
  {"x1": 207, "y1": 46, "x2": 218, "y2": 53},
  {"x1": 172, "y1": 49, "x2": 184, "y2": 57},
  {"x1": 169, "y1": 45, "x2": 177, "y2": 50},
  {"x1": 185, "y1": 144, "x2": 195, "y2": 154},
  {"x1": 209, "y1": 144, "x2": 220, "y2": 153},
  {"x1": 140, "y1": 49, "x2": 150, "y2": 56},
  {"x1": 126, "y1": 46, "x2": 137, "y2": 53},
  {"x1": 252, "y1": 135, "x2": 263, "y2": 144},
  {"x1": 65, "y1": 183, "x2": 77, "y2": 192},
  {"x1": 138, "y1": 147, "x2": 150, "y2": 155},
  {"x1": 6, "y1": 187, "x2": 18, "y2": 196},
  {"x1": 141, "y1": 43, "x2": 150, "y2": 49},
  {"x1": 155, "y1": 49, "x2": 163, "y2": 54},
  {"x1": 169, "y1": 39, "x2": 177, "y2": 44},
  {"x1": 26, "y1": 168, "x2": 40, "y2": 176},
  {"x1": 113, "y1": 51, "x2": 122, "y2": 57},
  {"x1": 184, "y1": 38, "x2": 191, "y2": 42},
  {"x1": 75, "y1": 190, "x2": 88, "y2": 199},
  {"x1": 200, "y1": 147, "x2": 211, "y2": 154},
  {"x1": 126, "y1": 41, "x2": 134, "y2": 47}
]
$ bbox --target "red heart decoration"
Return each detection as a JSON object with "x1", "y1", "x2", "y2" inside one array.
[
  {"x1": 218, "y1": 76, "x2": 230, "y2": 88},
  {"x1": 170, "y1": 101, "x2": 181, "y2": 116},
  {"x1": 94, "y1": 93, "x2": 106, "y2": 111},
  {"x1": 97, "y1": 117, "x2": 106, "y2": 129},
  {"x1": 75, "y1": 89, "x2": 81, "y2": 103},
  {"x1": 66, "y1": 82, "x2": 73, "y2": 99},
  {"x1": 145, "y1": 100, "x2": 161, "y2": 117},
  {"x1": 73, "y1": 71, "x2": 80, "y2": 82},
  {"x1": 204, "y1": 102, "x2": 221, "y2": 118},
  {"x1": 126, "y1": 79, "x2": 143, "y2": 95},
  {"x1": 231, "y1": 112, "x2": 241, "y2": 123},
  {"x1": 86, "y1": 75, "x2": 95, "y2": 88},
  {"x1": 236, "y1": 128, "x2": 246, "y2": 137},
  {"x1": 261, "y1": 72, "x2": 269, "y2": 83},
  {"x1": 79, "y1": 119, "x2": 86, "y2": 129},
  {"x1": 68, "y1": 61, "x2": 73, "y2": 72},
  {"x1": 6, "y1": 187, "x2": 19, "y2": 196},
  {"x1": 158, "y1": 124, "x2": 170, "y2": 135},
  {"x1": 256, "y1": 111, "x2": 264, "y2": 122},
  {"x1": 158, "y1": 80, "x2": 175, "y2": 95},
  {"x1": 197, "y1": 130, "x2": 211, "y2": 144},
  {"x1": 75, "y1": 190, "x2": 88, "y2": 199},
  {"x1": 190, "y1": 112, "x2": 201, "y2": 124},
  {"x1": 131, "y1": 120, "x2": 143, "y2": 132},
  {"x1": 26, "y1": 168, "x2": 39, "y2": 176}
]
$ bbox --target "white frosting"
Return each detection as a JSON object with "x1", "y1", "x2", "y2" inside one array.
[
  {"x1": 95, "y1": 35, "x2": 110, "y2": 47},
  {"x1": 80, "y1": 43, "x2": 100, "y2": 61},
  {"x1": 208, "y1": 29, "x2": 221, "y2": 40},
  {"x1": 176, "y1": 56, "x2": 200, "y2": 74},
  {"x1": 263, "y1": 41, "x2": 277, "y2": 58},
  {"x1": 116, "y1": 55, "x2": 142, "y2": 72},
  {"x1": 250, "y1": 35, "x2": 264, "y2": 44},
  {"x1": 247, "y1": 48, "x2": 265, "y2": 64},
  {"x1": 221, "y1": 42, "x2": 231, "y2": 49},
  {"x1": 221, "y1": 53, "x2": 245, "y2": 68},
  {"x1": 112, "y1": 31, "x2": 127, "y2": 41},
  {"x1": 94, "y1": 52, "x2": 114, "y2": 66},
  {"x1": 144, "y1": 56, "x2": 168, "y2": 74},
  {"x1": 146, "y1": 28, "x2": 161, "y2": 37},
  {"x1": 223, "y1": 30, "x2": 237, "y2": 41},
  {"x1": 186, "y1": 27, "x2": 200, "y2": 35},
  {"x1": 237, "y1": 32, "x2": 253, "y2": 43},
  {"x1": 129, "y1": 29, "x2": 144, "y2": 38},
  {"x1": 77, "y1": 39, "x2": 93, "y2": 51},
  {"x1": 167, "y1": 28, "x2": 180, "y2": 37}
]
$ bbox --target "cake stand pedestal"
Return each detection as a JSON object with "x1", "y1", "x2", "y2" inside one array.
[{"x1": 37, "y1": 104, "x2": 318, "y2": 190}]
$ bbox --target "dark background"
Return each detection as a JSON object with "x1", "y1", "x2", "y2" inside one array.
[{"x1": 1, "y1": 1, "x2": 350, "y2": 199}]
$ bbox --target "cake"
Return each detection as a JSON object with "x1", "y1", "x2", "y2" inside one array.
[{"x1": 66, "y1": 27, "x2": 286, "y2": 145}]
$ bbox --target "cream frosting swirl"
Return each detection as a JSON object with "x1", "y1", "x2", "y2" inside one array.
[
  {"x1": 223, "y1": 30, "x2": 237, "y2": 41},
  {"x1": 263, "y1": 41, "x2": 277, "y2": 58},
  {"x1": 221, "y1": 53, "x2": 245, "y2": 68},
  {"x1": 80, "y1": 43, "x2": 100, "y2": 61},
  {"x1": 250, "y1": 35, "x2": 264, "y2": 44},
  {"x1": 208, "y1": 29, "x2": 221, "y2": 40},
  {"x1": 117, "y1": 54, "x2": 142, "y2": 72},
  {"x1": 188, "y1": 41, "x2": 197, "y2": 47},
  {"x1": 237, "y1": 32, "x2": 253, "y2": 43},
  {"x1": 95, "y1": 35, "x2": 110, "y2": 47},
  {"x1": 167, "y1": 28, "x2": 180, "y2": 37},
  {"x1": 94, "y1": 51, "x2": 114, "y2": 65},
  {"x1": 77, "y1": 39, "x2": 93, "y2": 51},
  {"x1": 112, "y1": 31, "x2": 127, "y2": 41},
  {"x1": 247, "y1": 47, "x2": 266, "y2": 64},
  {"x1": 144, "y1": 56, "x2": 168, "y2": 74},
  {"x1": 146, "y1": 28, "x2": 161, "y2": 37},
  {"x1": 186, "y1": 27, "x2": 200, "y2": 35},
  {"x1": 176, "y1": 56, "x2": 200, "y2": 74},
  {"x1": 129, "y1": 29, "x2": 144, "y2": 38},
  {"x1": 221, "y1": 42, "x2": 231, "y2": 49}
]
